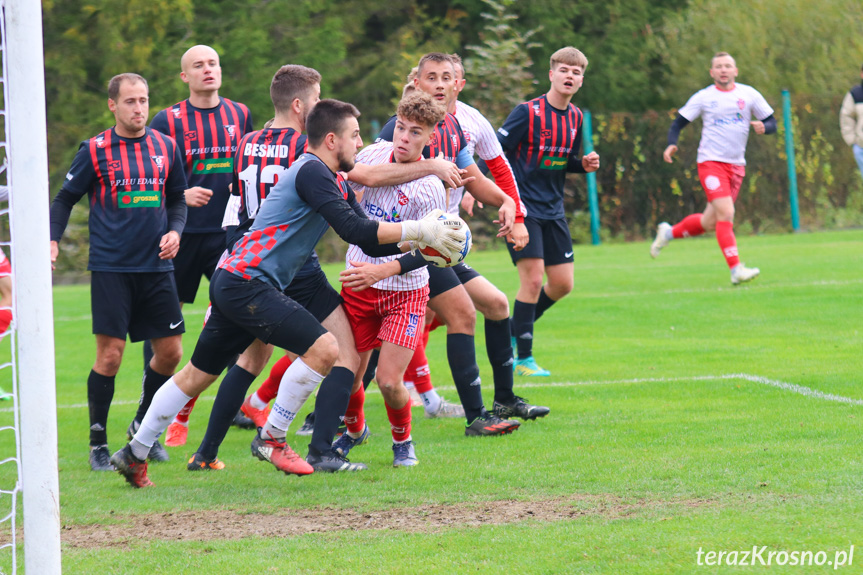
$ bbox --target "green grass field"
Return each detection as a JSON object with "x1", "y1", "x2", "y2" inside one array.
[{"x1": 2, "y1": 229, "x2": 862, "y2": 574}]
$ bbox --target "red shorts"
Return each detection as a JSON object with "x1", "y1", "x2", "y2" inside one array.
[
  {"x1": 341, "y1": 285, "x2": 429, "y2": 353},
  {"x1": 697, "y1": 161, "x2": 746, "y2": 202}
]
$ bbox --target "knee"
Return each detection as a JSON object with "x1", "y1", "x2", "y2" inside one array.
[
  {"x1": 313, "y1": 332, "x2": 339, "y2": 369},
  {"x1": 521, "y1": 275, "x2": 544, "y2": 297},
  {"x1": 237, "y1": 345, "x2": 272, "y2": 376},
  {"x1": 338, "y1": 346, "x2": 361, "y2": 374},
  {"x1": 447, "y1": 304, "x2": 476, "y2": 333},
  {"x1": 483, "y1": 292, "x2": 510, "y2": 321},
  {"x1": 376, "y1": 377, "x2": 400, "y2": 396},
  {"x1": 93, "y1": 353, "x2": 123, "y2": 377},
  {"x1": 95, "y1": 351, "x2": 123, "y2": 376},
  {"x1": 716, "y1": 209, "x2": 734, "y2": 223},
  {"x1": 547, "y1": 278, "x2": 573, "y2": 300},
  {"x1": 154, "y1": 342, "x2": 183, "y2": 371}
]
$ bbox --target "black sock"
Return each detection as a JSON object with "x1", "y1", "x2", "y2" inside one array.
[
  {"x1": 446, "y1": 333, "x2": 484, "y2": 423},
  {"x1": 534, "y1": 289, "x2": 557, "y2": 322},
  {"x1": 512, "y1": 300, "x2": 536, "y2": 360},
  {"x1": 87, "y1": 370, "x2": 114, "y2": 446},
  {"x1": 485, "y1": 318, "x2": 516, "y2": 404},
  {"x1": 362, "y1": 348, "x2": 379, "y2": 390},
  {"x1": 135, "y1": 364, "x2": 171, "y2": 423},
  {"x1": 142, "y1": 340, "x2": 154, "y2": 373},
  {"x1": 198, "y1": 366, "x2": 257, "y2": 461},
  {"x1": 308, "y1": 366, "x2": 354, "y2": 457}
]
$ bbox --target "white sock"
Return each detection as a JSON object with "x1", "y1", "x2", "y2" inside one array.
[
  {"x1": 131, "y1": 379, "x2": 192, "y2": 459},
  {"x1": 404, "y1": 380, "x2": 416, "y2": 390},
  {"x1": 421, "y1": 389, "x2": 442, "y2": 415},
  {"x1": 262, "y1": 358, "x2": 324, "y2": 439},
  {"x1": 250, "y1": 391, "x2": 268, "y2": 410},
  {"x1": 664, "y1": 227, "x2": 674, "y2": 241}
]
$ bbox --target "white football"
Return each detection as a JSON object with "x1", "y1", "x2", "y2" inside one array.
[{"x1": 419, "y1": 214, "x2": 472, "y2": 268}]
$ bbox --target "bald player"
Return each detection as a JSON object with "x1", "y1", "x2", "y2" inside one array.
[{"x1": 149, "y1": 45, "x2": 254, "y2": 446}]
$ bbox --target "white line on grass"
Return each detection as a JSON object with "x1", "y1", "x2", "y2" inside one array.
[
  {"x1": 578, "y1": 278, "x2": 863, "y2": 300},
  {"x1": 2, "y1": 373, "x2": 860, "y2": 413}
]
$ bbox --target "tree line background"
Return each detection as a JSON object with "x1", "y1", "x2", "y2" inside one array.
[{"x1": 41, "y1": 0, "x2": 863, "y2": 271}]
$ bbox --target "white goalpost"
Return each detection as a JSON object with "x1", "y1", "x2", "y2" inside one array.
[{"x1": 1, "y1": 0, "x2": 61, "y2": 573}]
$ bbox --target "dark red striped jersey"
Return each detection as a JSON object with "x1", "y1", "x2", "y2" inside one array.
[
  {"x1": 229, "y1": 126, "x2": 326, "y2": 279},
  {"x1": 376, "y1": 113, "x2": 474, "y2": 168},
  {"x1": 49, "y1": 127, "x2": 187, "y2": 272},
  {"x1": 150, "y1": 97, "x2": 252, "y2": 233},
  {"x1": 497, "y1": 95, "x2": 585, "y2": 219},
  {"x1": 232, "y1": 127, "x2": 307, "y2": 227}
]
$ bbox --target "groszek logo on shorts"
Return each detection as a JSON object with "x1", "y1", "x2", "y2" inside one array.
[
  {"x1": 119, "y1": 191, "x2": 162, "y2": 208},
  {"x1": 540, "y1": 156, "x2": 567, "y2": 170},
  {"x1": 193, "y1": 157, "x2": 234, "y2": 174}
]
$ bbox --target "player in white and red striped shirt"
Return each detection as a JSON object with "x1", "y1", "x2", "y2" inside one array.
[
  {"x1": 652, "y1": 52, "x2": 776, "y2": 285},
  {"x1": 335, "y1": 92, "x2": 450, "y2": 467}
]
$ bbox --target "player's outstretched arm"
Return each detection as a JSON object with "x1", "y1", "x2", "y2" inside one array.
[{"x1": 347, "y1": 155, "x2": 470, "y2": 190}]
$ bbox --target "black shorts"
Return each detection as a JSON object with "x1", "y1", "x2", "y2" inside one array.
[
  {"x1": 91, "y1": 271, "x2": 184, "y2": 342},
  {"x1": 173, "y1": 232, "x2": 226, "y2": 303},
  {"x1": 191, "y1": 268, "x2": 328, "y2": 376},
  {"x1": 284, "y1": 269, "x2": 343, "y2": 322},
  {"x1": 507, "y1": 216, "x2": 574, "y2": 266},
  {"x1": 427, "y1": 261, "x2": 480, "y2": 299}
]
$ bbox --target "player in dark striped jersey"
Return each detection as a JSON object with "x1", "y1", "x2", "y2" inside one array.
[
  {"x1": 49, "y1": 74, "x2": 188, "y2": 471},
  {"x1": 498, "y1": 46, "x2": 600, "y2": 377},
  {"x1": 377, "y1": 57, "x2": 548, "y2": 422},
  {"x1": 150, "y1": 45, "x2": 254, "y2": 445}
]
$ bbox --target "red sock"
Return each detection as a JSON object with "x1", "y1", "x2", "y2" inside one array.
[
  {"x1": 174, "y1": 394, "x2": 199, "y2": 425},
  {"x1": 672, "y1": 214, "x2": 705, "y2": 239},
  {"x1": 257, "y1": 355, "x2": 292, "y2": 404},
  {"x1": 385, "y1": 400, "x2": 412, "y2": 442},
  {"x1": 715, "y1": 221, "x2": 740, "y2": 268},
  {"x1": 405, "y1": 325, "x2": 433, "y2": 394},
  {"x1": 344, "y1": 386, "x2": 366, "y2": 434},
  {"x1": 0, "y1": 309, "x2": 12, "y2": 333}
]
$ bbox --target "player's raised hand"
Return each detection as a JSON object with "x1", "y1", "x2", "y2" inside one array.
[
  {"x1": 750, "y1": 120, "x2": 765, "y2": 135},
  {"x1": 663, "y1": 145, "x2": 678, "y2": 163},
  {"x1": 185, "y1": 186, "x2": 213, "y2": 207},
  {"x1": 582, "y1": 151, "x2": 600, "y2": 172}
]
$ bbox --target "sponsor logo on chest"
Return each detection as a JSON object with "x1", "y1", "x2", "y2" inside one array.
[
  {"x1": 193, "y1": 157, "x2": 234, "y2": 174},
  {"x1": 118, "y1": 190, "x2": 162, "y2": 208},
  {"x1": 539, "y1": 156, "x2": 567, "y2": 171}
]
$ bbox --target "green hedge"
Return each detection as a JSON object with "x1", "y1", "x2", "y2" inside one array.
[
  {"x1": 570, "y1": 93, "x2": 863, "y2": 242},
  {"x1": 51, "y1": 94, "x2": 863, "y2": 273}
]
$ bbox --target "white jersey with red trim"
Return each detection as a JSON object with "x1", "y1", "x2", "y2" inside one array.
[
  {"x1": 347, "y1": 141, "x2": 446, "y2": 291},
  {"x1": 677, "y1": 83, "x2": 774, "y2": 166},
  {"x1": 451, "y1": 101, "x2": 522, "y2": 216}
]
